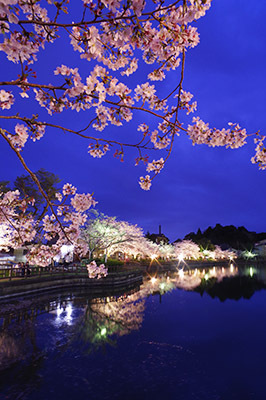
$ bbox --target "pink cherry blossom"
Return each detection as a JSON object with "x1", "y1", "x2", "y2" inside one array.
[
  {"x1": 7, "y1": 123, "x2": 29, "y2": 150},
  {"x1": 71, "y1": 193, "x2": 96, "y2": 212},
  {"x1": 139, "y1": 175, "x2": 151, "y2": 190},
  {"x1": 146, "y1": 158, "x2": 164, "y2": 174},
  {"x1": 0, "y1": 89, "x2": 14, "y2": 110},
  {"x1": 62, "y1": 183, "x2": 77, "y2": 196},
  {"x1": 87, "y1": 260, "x2": 108, "y2": 279},
  {"x1": 0, "y1": 0, "x2": 262, "y2": 200}
]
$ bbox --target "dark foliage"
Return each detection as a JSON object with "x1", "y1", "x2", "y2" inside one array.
[{"x1": 182, "y1": 223, "x2": 266, "y2": 250}]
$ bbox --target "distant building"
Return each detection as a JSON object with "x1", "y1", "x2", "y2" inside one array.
[
  {"x1": 146, "y1": 225, "x2": 169, "y2": 244},
  {"x1": 13, "y1": 248, "x2": 27, "y2": 263}
]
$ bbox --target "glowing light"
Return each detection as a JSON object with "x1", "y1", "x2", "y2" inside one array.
[
  {"x1": 53, "y1": 254, "x2": 60, "y2": 262},
  {"x1": 65, "y1": 304, "x2": 73, "y2": 324},
  {"x1": 160, "y1": 283, "x2": 165, "y2": 291},
  {"x1": 178, "y1": 269, "x2": 184, "y2": 279},
  {"x1": 204, "y1": 273, "x2": 209, "y2": 281},
  {"x1": 178, "y1": 254, "x2": 184, "y2": 262},
  {"x1": 55, "y1": 303, "x2": 73, "y2": 325},
  {"x1": 203, "y1": 250, "x2": 209, "y2": 258},
  {"x1": 150, "y1": 254, "x2": 157, "y2": 261},
  {"x1": 54, "y1": 244, "x2": 75, "y2": 262},
  {"x1": 230, "y1": 264, "x2": 234, "y2": 273},
  {"x1": 244, "y1": 250, "x2": 256, "y2": 259},
  {"x1": 60, "y1": 244, "x2": 74, "y2": 257},
  {"x1": 101, "y1": 327, "x2": 107, "y2": 336},
  {"x1": 249, "y1": 267, "x2": 254, "y2": 278},
  {"x1": 56, "y1": 305, "x2": 64, "y2": 317},
  {"x1": 151, "y1": 277, "x2": 157, "y2": 284}
]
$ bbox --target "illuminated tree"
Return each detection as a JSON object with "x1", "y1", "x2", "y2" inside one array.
[
  {"x1": 174, "y1": 239, "x2": 201, "y2": 260},
  {"x1": 109, "y1": 233, "x2": 160, "y2": 260},
  {"x1": 209, "y1": 245, "x2": 237, "y2": 261},
  {"x1": 157, "y1": 242, "x2": 175, "y2": 260},
  {"x1": 0, "y1": 184, "x2": 96, "y2": 266},
  {"x1": 173, "y1": 239, "x2": 236, "y2": 261},
  {"x1": 80, "y1": 213, "x2": 144, "y2": 261}
]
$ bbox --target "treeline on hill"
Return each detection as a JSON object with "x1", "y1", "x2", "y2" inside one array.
[{"x1": 179, "y1": 224, "x2": 266, "y2": 251}]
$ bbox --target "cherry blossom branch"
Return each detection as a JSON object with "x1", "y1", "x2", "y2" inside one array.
[
  {"x1": 2, "y1": 0, "x2": 249, "y2": 193},
  {"x1": 149, "y1": 48, "x2": 186, "y2": 183},
  {"x1": 0, "y1": 115, "x2": 157, "y2": 150},
  {"x1": 0, "y1": 80, "x2": 67, "y2": 90},
  {"x1": 0, "y1": 1, "x2": 184, "y2": 29},
  {"x1": 0, "y1": 128, "x2": 73, "y2": 243}
]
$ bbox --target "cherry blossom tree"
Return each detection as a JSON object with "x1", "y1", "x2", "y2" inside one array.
[
  {"x1": 0, "y1": 183, "x2": 96, "y2": 266},
  {"x1": 173, "y1": 239, "x2": 201, "y2": 260},
  {"x1": 80, "y1": 213, "x2": 144, "y2": 261},
  {"x1": 157, "y1": 242, "x2": 175, "y2": 260},
  {"x1": 81, "y1": 214, "x2": 176, "y2": 261},
  {"x1": 173, "y1": 239, "x2": 237, "y2": 261},
  {"x1": 109, "y1": 230, "x2": 162, "y2": 260},
  {"x1": 0, "y1": 0, "x2": 264, "y2": 260},
  {"x1": 208, "y1": 245, "x2": 237, "y2": 261},
  {"x1": 86, "y1": 260, "x2": 108, "y2": 279}
]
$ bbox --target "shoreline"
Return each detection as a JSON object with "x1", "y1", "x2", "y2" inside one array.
[
  {"x1": 0, "y1": 270, "x2": 143, "y2": 301},
  {"x1": 0, "y1": 259, "x2": 264, "y2": 301}
]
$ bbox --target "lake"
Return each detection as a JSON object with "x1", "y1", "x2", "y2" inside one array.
[{"x1": 1, "y1": 263, "x2": 266, "y2": 400}]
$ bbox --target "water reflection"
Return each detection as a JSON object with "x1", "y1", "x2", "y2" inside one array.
[
  {"x1": 147, "y1": 264, "x2": 266, "y2": 302},
  {"x1": 54, "y1": 303, "x2": 74, "y2": 326},
  {"x1": 146, "y1": 263, "x2": 239, "y2": 294},
  {"x1": 0, "y1": 313, "x2": 40, "y2": 373},
  {"x1": 77, "y1": 294, "x2": 145, "y2": 351},
  {"x1": 0, "y1": 264, "x2": 266, "y2": 374}
]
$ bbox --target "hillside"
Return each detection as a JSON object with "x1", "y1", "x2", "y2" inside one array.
[{"x1": 178, "y1": 224, "x2": 266, "y2": 250}]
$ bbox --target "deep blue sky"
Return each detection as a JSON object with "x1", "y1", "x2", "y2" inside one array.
[{"x1": 1, "y1": 0, "x2": 266, "y2": 241}]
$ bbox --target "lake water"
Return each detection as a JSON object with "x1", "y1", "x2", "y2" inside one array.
[{"x1": 1, "y1": 264, "x2": 266, "y2": 400}]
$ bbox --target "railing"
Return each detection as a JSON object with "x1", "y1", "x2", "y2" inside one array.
[
  {"x1": 0, "y1": 263, "x2": 89, "y2": 281},
  {"x1": 0, "y1": 263, "x2": 131, "y2": 281}
]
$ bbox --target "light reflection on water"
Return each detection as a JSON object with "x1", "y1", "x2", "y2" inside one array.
[
  {"x1": 0, "y1": 264, "x2": 266, "y2": 400},
  {"x1": 54, "y1": 303, "x2": 73, "y2": 326}
]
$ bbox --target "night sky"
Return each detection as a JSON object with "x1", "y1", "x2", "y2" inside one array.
[{"x1": 1, "y1": 0, "x2": 266, "y2": 242}]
